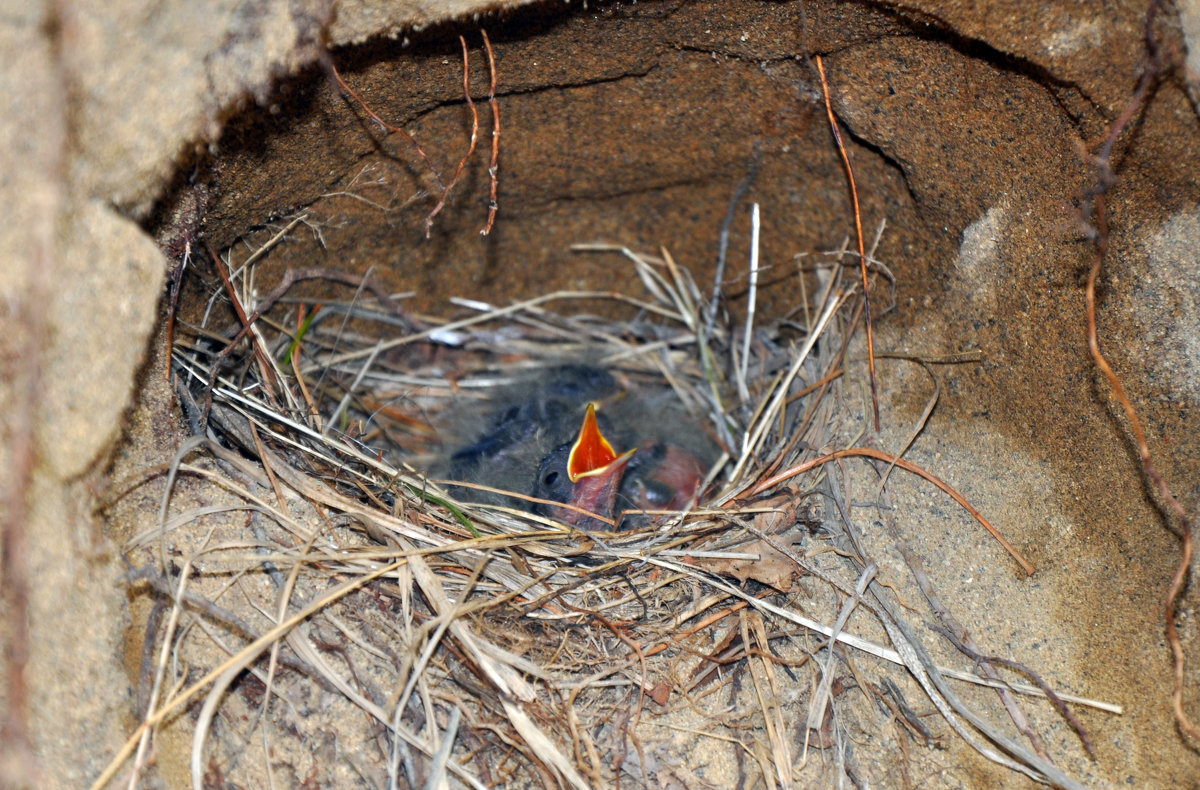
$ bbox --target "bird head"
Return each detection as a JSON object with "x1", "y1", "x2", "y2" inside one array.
[{"x1": 532, "y1": 402, "x2": 636, "y2": 530}]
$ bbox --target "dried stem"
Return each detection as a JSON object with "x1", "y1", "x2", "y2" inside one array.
[
  {"x1": 480, "y1": 29, "x2": 500, "y2": 236},
  {"x1": 745, "y1": 446, "x2": 1035, "y2": 576},
  {"x1": 326, "y1": 58, "x2": 445, "y2": 191},
  {"x1": 816, "y1": 55, "x2": 879, "y2": 432}
]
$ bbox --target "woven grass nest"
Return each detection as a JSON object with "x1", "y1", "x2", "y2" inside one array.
[{"x1": 124, "y1": 231, "x2": 1116, "y2": 789}]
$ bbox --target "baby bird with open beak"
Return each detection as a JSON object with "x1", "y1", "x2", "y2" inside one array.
[
  {"x1": 531, "y1": 403, "x2": 637, "y2": 530},
  {"x1": 440, "y1": 365, "x2": 718, "y2": 530},
  {"x1": 531, "y1": 403, "x2": 711, "y2": 530}
]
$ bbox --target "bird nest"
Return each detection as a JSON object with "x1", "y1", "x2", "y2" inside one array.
[{"x1": 122, "y1": 231, "x2": 1116, "y2": 789}]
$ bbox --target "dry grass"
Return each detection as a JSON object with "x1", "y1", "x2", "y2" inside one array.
[{"x1": 101, "y1": 220, "x2": 1118, "y2": 789}]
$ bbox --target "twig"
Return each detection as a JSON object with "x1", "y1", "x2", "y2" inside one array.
[
  {"x1": 804, "y1": 563, "x2": 875, "y2": 761},
  {"x1": 425, "y1": 706, "x2": 463, "y2": 790},
  {"x1": 199, "y1": 264, "x2": 408, "y2": 421},
  {"x1": 326, "y1": 340, "x2": 385, "y2": 436},
  {"x1": 932, "y1": 624, "x2": 1095, "y2": 759},
  {"x1": 706, "y1": 146, "x2": 761, "y2": 337},
  {"x1": 645, "y1": 552, "x2": 1114, "y2": 715},
  {"x1": 480, "y1": 30, "x2": 500, "y2": 236},
  {"x1": 816, "y1": 55, "x2": 880, "y2": 432},
  {"x1": 872, "y1": 358, "x2": 938, "y2": 495},
  {"x1": 744, "y1": 446, "x2": 1034, "y2": 576},
  {"x1": 863, "y1": 454, "x2": 1062, "y2": 761},
  {"x1": 828, "y1": 465, "x2": 1075, "y2": 785},
  {"x1": 0, "y1": 123, "x2": 51, "y2": 778},
  {"x1": 869, "y1": 582, "x2": 1080, "y2": 787},
  {"x1": 729, "y1": 293, "x2": 842, "y2": 482},
  {"x1": 736, "y1": 203, "x2": 761, "y2": 402},
  {"x1": 326, "y1": 58, "x2": 445, "y2": 191},
  {"x1": 208, "y1": 243, "x2": 282, "y2": 404}
]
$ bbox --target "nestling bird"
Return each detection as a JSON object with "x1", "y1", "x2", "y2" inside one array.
[
  {"x1": 530, "y1": 402, "x2": 637, "y2": 530},
  {"x1": 439, "y1": 364, "x2": 719, "y2": 530}
]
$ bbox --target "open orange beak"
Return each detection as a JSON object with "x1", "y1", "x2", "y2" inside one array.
[
  {"x1": 561, "y1": 403, "x2": 636, "y2": 528},
  {"x1": 568, "y1": 403, "x2": 622, "y2": 481}
]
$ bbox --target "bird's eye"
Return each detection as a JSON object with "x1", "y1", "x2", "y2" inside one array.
[{"x1": 543, "y1": 471, "x2": 559, "y2": 486}]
